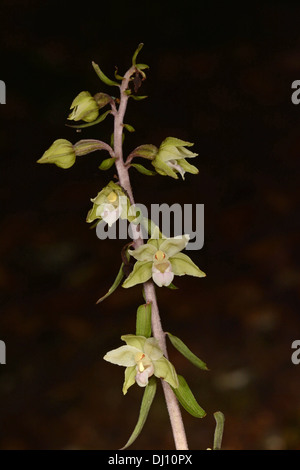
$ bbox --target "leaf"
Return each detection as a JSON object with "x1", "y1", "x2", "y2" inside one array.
[
  {"x1": 213, "y1": 411, "x2": 225, "y2": 450},
  {"x1": 131, "y1": 163, "x2": 157, "y2": 176},
  {"x1": 166, "y1": 332, "x2": 208, "y2": 370},
  {"x1": 123, "y1": 123, "x2": 135, "y2": 133},
  {"x1": 135, "y1": 63, "x2": 149, "y2": 70},
  {"x1": 136, "y1": 303, "x2": 152, "y2": 338},
  {"x1": 120, "y1": 376, "x2": 156, "y2": 450},
  {"x1": 99, "y1": 157, "x2": 117, "y2": 170},
  {"x1": 171, "y1": 374, "x2": 206, "y2": 418},
  {"x1": 96, "y1": 262, "x2": 125, "y2": 304},
  {"x1": 66, "y1": 110, "x2": 111, "y2": 129},
  {"x1": 92, "y1": 61, "x2": 120, "y2": 87},
  {"x1": 129, "y1": 95, "x2": 148, "y2": 101},
  {"x1": 132, "y1": 43, "x2": 144, "y2": 66}
]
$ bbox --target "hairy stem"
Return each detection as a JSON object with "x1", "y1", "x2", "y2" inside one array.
[{"x1": 112, "y1": 67, "x2": 188, "y2": 450}]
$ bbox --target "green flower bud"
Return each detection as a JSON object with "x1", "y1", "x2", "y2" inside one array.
[
  {"x1": 103, "y1": 334, "x2": 179, "y2": 394},
  {"x1": 37, "y1": 139, "x2": 76, "y2": 169},
  {"x1": 68, "y1": 91, "x2": 100, "y2": 123},
  {"x1": 151, "y1": 137, "x2": 199, "y2": 180}
]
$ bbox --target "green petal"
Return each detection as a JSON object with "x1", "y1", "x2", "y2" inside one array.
[
  {"x1": 123, "y1": 366, "x2": 137, "y2": 395},
  {"x1": 170, "y1": 252, "x2": 206, "y2": 278},
  {"x1": 160, "y1": 137, "x2": 194, "y2": 148},
  {"x1": 177, "y1": 158, "x2": 199, "y2": 174},
  {"x1": 103, "y1": 345, "x2": 139, "y2": 367},
  {"x1": 128, "y1": 243, "x2": 156, "y2": 262},
  {"x1": 70, "y1": 91, "x2": 91, "y2": 108},
  {"x1": 122, "y1": 261, "x2": 152, "y2": 288},
  {"x1": 121, "y1": 334, "x2": 146, "y2": 351},
  {"x1": 154, "y1": 357, "x2": 179, "y2": 389},
  {"x1": 144, "y1": 338, "x2": 163, "y2": 361},
  {"x1": 159, "y1": 235, "x2": 189, "y2": 257},
  {"x1": 151, "y1": 157, "x2": 178, "y2": 179}
]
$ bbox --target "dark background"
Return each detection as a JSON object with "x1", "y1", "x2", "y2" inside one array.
[{"x1": 0, "y1": 0, "x2": 300, "y2": 450}]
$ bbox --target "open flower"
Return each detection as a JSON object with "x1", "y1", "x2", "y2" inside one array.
[
  {"x1": 151, "y1": 137, "x2": 199, "y2": 180},
  {"x1": 104, "y1": 334, "x2": 179, "y2": 394},
  {"x1": 122, "y1": 229, "x2": 206, "y2": 288},
  {"x1": 37, "y1": 139, "x2": 76, "y2": 169},
  {"x1": 86, "y1": 181, "x2": 130, "y2": 227},
  {"x1": 68, "y1": 91, "x2": 100, "y2": 122}
]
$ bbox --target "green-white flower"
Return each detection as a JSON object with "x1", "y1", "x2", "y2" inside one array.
[
  {"x1": 37, "y1": 139, "x2": 76, "y2": 169},
  {"x1": 123, "y1": 229, "x2": 206, "y2": 288},
  {"x1": 151, "y1": 137, "x2": 199, "y2": 180},
  {"x1": 68, "y1": 91, "x2": 100, "y2": 122},
  {"x1": 103, "y1": 334, "x2": 179, "y2": 394},
  {"x1": 86, "y1": 181, "x2": 131, "y2": 227}
]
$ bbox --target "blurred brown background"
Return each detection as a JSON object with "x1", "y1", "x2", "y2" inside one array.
[{"x1": 0, "y1": 1, "x2": 300, "y2": 450}]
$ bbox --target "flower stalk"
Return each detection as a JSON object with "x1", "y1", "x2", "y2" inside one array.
[{"x1": 112, "y1": 66, "x2": 189, "y2": 450}]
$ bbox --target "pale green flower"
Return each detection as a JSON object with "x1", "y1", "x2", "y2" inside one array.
[
  {"x1": 151, "y1": 137, "x2": 199, "y2": 179},
  {"x1": 68, "y1": 91, "x2": 99, "y2": 122},
  {"x1": 86, "y1": 181, "x2": 131, "y2": 227},
  {"x1": 104, "y1": 334, "x2": 179, "y2": 394},
  {"x1": 123, "y1": 229, "x2": 206, "y2": 288},
  {"x1": 37, "y1": 139, "x2": 76, "y2": 169}
]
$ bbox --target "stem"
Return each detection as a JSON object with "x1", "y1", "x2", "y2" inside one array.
[{"x1": 112, "y1": 67, "x2": 188, "y2": 450}]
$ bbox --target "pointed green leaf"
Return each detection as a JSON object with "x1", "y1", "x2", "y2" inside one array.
[
  {"x1": 96, "y1": 262, "x2": 125, "y2": 304},
  {"x1": 131, "y1": 163, "x2": 157, "y2": 176},
  {"x1": 166, "y1": 332, "x2": 208, "y2": 370},
  {"x1": 136, "y1": 303, "x2": 152, "y2": 338},
  {"x1": 130, "y1": 95, "x2": 148, "y2": 101},
  {"x1": 136, "y1": 63, "x2": 149, "y2": 70},
  {"x1": 66, "y1": 110, "x2": 111, "y2": 129},
  {"x1": 99, "y1": 157, "x2": 117, "y2": 170},
  {"x1": 132, "y1": 43, "x2": 144, "y2": 66},
  {"x1": 120, "y1": 376, "x2": 157, "y2": 450},
  {"x1": 123, "y1": 123, "x2": 135, "y2": 133},
  {"x1": 213, "y1": 411, "x2": 225, "y2": 450},
  {"x1": 92, "y1": 61, "x2": 120, "y2": 87},
  {"x1": 171, "y1": 374, "x2": 206, "y2": 418}
]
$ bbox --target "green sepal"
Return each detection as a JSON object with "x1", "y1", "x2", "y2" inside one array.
[
  {"x1": 96, "y1": 261, "x2": 125, "y2": 304},
  {"x1": 131, "y1": 163, "x2": 157, "y2": 176},
  {"x1": 132, "y1": 43, "x2": 144, "y2": 66},
  {"x1": 213, "y1": 411, "x2": 225, "y2": 450},
  {"x1": 166, "y1": 332, "x2": 208, "y2": 370},
  {"x1": 136, "y1": 303, "x2": 152, "y2": 338},
  {"x1": 66, "y1": 110, "x2": 111, "y2": 129},
  {"x1": 120, "y1": 376, "x2": 157, "y2": 450},
  {"x1": 171, "y1": 374, "x2": 206, "y2": 418},
  {"x1": 99, "y1": 157, "x2": 117, "y2": 170},
  {"x1": 92, "y1": 61, "x2": 120, "y2": 87}
]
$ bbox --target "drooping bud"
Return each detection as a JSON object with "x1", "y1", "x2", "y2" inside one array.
[
  {"x1": 37, "y1": 139, "x2": 76, "y2": 169},
  {"x1": 68, "y1": 91, "x2": 100, "y2": 122}
]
